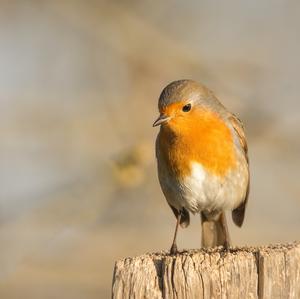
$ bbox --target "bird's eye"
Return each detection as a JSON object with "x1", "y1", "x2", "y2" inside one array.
[{"x1": 182, "y1": 103, "x2": 191, "y2": 112}]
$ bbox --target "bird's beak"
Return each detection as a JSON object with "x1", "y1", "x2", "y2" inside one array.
[{"x1": 153, "y1": 114, "x2": 171, "y2": 127}]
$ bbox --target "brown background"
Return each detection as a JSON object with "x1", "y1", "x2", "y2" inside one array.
[{"x1": 0, "y1": 1, "x2": 300, "y2": 298}]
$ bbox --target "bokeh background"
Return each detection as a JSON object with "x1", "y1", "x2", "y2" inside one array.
[{"x1": 1, "y1": 1, "x2": 300, "y2": 298}]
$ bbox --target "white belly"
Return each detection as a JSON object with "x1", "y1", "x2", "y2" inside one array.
[
  {"x1": 181, "y1": 163, "x2": 207, "y2": 211},
  {"x1": 177, "y1": 161, "x2": 246, "y2": 213},
  {"x1": 158, "y1": 151, "x2": 248, "y2": 214}
]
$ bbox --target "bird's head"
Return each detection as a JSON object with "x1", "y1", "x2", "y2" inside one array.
[{"x1": 153, "y1": 80, "x2": 223, "y2": 131}]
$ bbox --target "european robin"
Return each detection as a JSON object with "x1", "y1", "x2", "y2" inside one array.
[{"x1": 153, "y1": 80, "x2": 249, "y2": 254}]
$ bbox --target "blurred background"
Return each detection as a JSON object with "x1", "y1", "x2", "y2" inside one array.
[{"x1": 0, "y1": 1, "x2": 300, "y2": 298}]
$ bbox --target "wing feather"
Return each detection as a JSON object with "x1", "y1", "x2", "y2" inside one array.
[{"x1": 230, "y1": 114, "x2": 250, "y2": 227}]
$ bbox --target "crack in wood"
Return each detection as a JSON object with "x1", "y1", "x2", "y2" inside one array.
[{"x1": 112, "y1": 242, "x2": 300, "y2": 299}]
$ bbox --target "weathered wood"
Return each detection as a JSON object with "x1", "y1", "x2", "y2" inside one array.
[{"x1": 112, "y1": 242, "x2": 300, "y2": 299}]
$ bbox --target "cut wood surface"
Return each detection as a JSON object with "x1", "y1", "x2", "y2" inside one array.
[{"x1": 112, "y1": 242, "x2": 300, "y2": 299}]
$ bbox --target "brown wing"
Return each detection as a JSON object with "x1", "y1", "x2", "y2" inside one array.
[
  {"x1": 168, "y1": 204, "x2": 190, "y2": 228},
  {"x1": 230, "y1": 114, "x2": 250, "y2": 227}
]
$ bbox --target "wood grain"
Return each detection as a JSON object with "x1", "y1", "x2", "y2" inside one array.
[{"x1": 112, "y1": 243, "x2": 300, "y2": 299}]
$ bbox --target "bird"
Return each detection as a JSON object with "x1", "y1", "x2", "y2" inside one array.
[{"x1": 153, "y1": 79, "x2": 249, "y2": 254}]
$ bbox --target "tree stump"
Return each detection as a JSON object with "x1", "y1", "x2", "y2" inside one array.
[{"x1": 112, "y1": 242, "x2": 300, "y2": 299}]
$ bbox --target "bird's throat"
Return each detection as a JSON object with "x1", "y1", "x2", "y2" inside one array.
[{"x1": 159, "y1": 109, "x2": 236, "y2": 178}]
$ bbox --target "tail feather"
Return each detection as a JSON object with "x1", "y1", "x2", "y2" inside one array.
[{"x1": 201, "y1": 212, "x2": 227, "y2": 247}]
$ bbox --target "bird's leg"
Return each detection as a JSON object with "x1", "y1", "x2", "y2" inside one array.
[
  {"x1": 220, "y1": 212, "x2": 231, "y2": 250},
  {"x1": 170, "y1": 212, "x2": 181, "y2": 255}
]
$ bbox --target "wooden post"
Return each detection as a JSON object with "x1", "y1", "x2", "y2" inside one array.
[{"x1": 112, "y1": 242, "x2": 300, "y2": 299}]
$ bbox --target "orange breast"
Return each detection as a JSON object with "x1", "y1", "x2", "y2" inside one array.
[{"x1": 158, "y1": 108, "x2": 236, "y2": 178}]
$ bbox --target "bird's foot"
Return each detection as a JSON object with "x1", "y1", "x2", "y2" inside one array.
[
  {"x1": 220, "y1": 240, "x2": 231, "y2": 258},
  {"x1": 170, "y1": 243, "x2": 178, "y2": 255},
  {"x1": 223, "y1": 240, "x2": 231, "y2": 251}
]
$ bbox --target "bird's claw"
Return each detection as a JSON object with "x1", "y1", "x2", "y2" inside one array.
[{"x1": 170, "y1": 244, "x2": 178, "y2": 255}]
